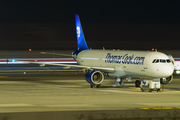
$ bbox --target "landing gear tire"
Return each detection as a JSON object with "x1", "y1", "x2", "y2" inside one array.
[
  {"x1": 141, "y1": 88, "x2": 144, "y2": 92},
  {"x1": 90, "y1": 84, "x2": 101, "y2": 88},
  {"x1": 149, "y1": 89, "x2": 153, "y2": 92},
  {"x1": 90, "y1": 84, "x2": 95, "y2": 88},
  {"x1": 96, "y1": 84, "x2": 101, "y2": 88},
  {"x1": 135, "y1": 80, "x2": 141, "y2": 87},
  {"x1": 157, "y1": 89, "x2": 160, "y2": 92}
]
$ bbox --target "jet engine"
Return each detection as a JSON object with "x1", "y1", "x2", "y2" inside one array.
[
  {"x1": 160, "y1": 75, "x2": 173, "y2": 84},
  {"x1": 85, "y1": 71, "x2": 104, "y2": 85}
]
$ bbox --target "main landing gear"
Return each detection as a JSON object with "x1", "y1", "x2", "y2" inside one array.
[
  {"x1": 90, "y1": 84, "x2": 101, "y2": 88},
  {"x1": 113, "y1": 78, "x2": 126, "y2": 87},
  {"x1": 135, "y1": 80, "x2": 141, "y2": 87}
]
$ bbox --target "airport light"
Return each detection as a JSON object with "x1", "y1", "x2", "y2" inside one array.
[
  {"x1": 29, "y1": 49, "x2": 32, "y2": 52},
  {"x1": 152, "y1": 48, "x2": 155, "y2": 51},
  {"x1": 11, "y1": 59, "x2": 15, "y2": 62},
  {"x1": 176, "y1": 70, "x2": 180, "y2": 74}
]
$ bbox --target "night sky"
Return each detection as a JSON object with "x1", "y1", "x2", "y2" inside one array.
[{"x1": 0, "y1": 1, "x2": 180, "y2": 50}]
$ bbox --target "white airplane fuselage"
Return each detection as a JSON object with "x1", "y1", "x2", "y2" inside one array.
[
  {"x1": 76, "y1": 50, "x2": 174, "y2": 79},
  {"x1": 33, "y1": 15, "x2": 175, "y2": 87}
]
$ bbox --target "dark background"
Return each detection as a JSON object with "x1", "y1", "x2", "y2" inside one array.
[{"x1": 0, "y1": 0, "x2": 180, "y2": 50}]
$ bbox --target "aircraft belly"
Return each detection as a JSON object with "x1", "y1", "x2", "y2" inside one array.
[
  {"x1": 107, "y1": 69, "x2": 126, "y2": 77},
  {"x1": 124, "y1": 67, "x2": 145, "y2": 77}
]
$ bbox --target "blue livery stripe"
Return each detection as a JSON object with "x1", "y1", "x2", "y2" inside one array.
[{"x1": 75, "y1": 14, "x2": 89, "y2": 51}]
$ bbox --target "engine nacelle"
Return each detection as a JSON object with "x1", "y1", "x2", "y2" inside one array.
[
  {"x1": 160, "y1": 75, "x2": 173, "y2": 84},
  {"x1": 85, "y1": 71, "x2": 104, "y2": 85}
]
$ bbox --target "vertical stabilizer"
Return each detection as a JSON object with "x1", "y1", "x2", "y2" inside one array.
[{"x1": 75, "y1": 14, "x2": 89, "y2": 51}]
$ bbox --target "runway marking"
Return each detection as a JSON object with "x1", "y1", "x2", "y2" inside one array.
[
  {"x1": 40, "y1": 83, "x2": 87, "y2": 88},
  {"x1": 0, "y1": 76, "x2": 8, "y2": 78},
  {"x1": 0, "y1": 103, "x2": 36, "y2": 107},
  {"x1": 153, "y1": 107, "x2": 174, "y2": 109},
  {"x1": 41, "y1": 80, "x2": 89, "y2": 88},
  {"x1": 96, "y1": 89, "x2": 144, "y2": 94},
  {"x1": 0, "y1": 106, "x2": 139, "y2": 112},
  {"x1": 0, "y1": 90, "x2": 41, "y2": 96},
  {"x1": 139, "y1": 106, "x2": 180, "y2": 110},
  {"x1": 43, "y1": 104, "x2": 91, "y2": 107},
  {"x1": 138, "y1": 107, "x2": 149, "y2": 109},
  {"x1": 96, "y1": 88, "x2": 180, "y2": 94},
  {"x1": 41, "y1": 80, "x2": 180, "y2": 92},
  {"x1": 161, "y1": 89, "x2": 180, "y2": 93},
  {"x1": 61, "y1": 86, "x2": 85, "y2": 88},
  {"x1": 138, "y1": 103, "x2": 180, "y2": 109}
]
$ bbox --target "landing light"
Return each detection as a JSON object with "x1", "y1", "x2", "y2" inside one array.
[{"x1": 176, "y1": 70, "x2": 180, "y2": 74}]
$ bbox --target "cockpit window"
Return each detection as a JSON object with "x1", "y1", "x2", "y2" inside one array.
[
  {"x1": 155, "y1": 59, "x2": 159, "y2": 63},
  {"x1": 152, "y1": 59, "x2": 156, "y2": 63},
  {"x1": 166, "y1": 59, "x2": 171, "y2": 63},
  {"x1": 160, "y1": 59, "x2": 166, "y2": 63},
  {"x1": 152, "y1": 59, "x2": 172, "y2": 63}
]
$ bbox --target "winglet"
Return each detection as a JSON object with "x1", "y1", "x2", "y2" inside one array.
[{"x1": 75, "y1": 14, "x2": 89, "y2": 51}]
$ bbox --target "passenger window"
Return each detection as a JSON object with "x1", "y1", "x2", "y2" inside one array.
[
  {"x1": 166, "y1": 59, "x2": 171, "y2": 63},
  {"x1": 160, "y1": 59, "x2": 166, "y2": 63},
  {"x1": 152, "y1": 59, "x2": 156, "y2": 63},
  {"x1": 155, "y1": 59, "x2": 159, "y2": 63}
]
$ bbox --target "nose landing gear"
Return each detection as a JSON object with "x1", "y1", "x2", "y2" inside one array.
[{"x1": 140, "y1": 80, "x2": 161, "y2": 92}]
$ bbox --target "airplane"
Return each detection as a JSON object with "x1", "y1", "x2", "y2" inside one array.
[{"x1": 29, "y1": 14, "x2": 174, "y2": 88}]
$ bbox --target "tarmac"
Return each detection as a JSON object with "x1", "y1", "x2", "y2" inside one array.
[
  {"x1": 0, "y1": 72, "x2": 180, "y2": 120},
  {"x1": 0, "y1": 50, "x2": 180, "y2": 119}
]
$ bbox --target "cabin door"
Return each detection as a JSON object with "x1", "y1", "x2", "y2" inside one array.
[{"x1": 139, "y1": 55, "x2": 151, "y2": 76}]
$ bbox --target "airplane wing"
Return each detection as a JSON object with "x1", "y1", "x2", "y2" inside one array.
[
  {"x1": 28, "y1": 61, "x2": 115, "y2": 73},
  {"x1": 40, "y1": 52, "x2": 72, "y2": 57}
]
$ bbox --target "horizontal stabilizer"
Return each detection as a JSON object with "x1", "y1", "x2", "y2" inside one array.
[{"x1": 40, "y1": 52, "x2": 72, "y2": 57}]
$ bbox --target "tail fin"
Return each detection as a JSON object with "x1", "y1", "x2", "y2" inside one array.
[{"x1": 75, "y1": 14, "x2": 89, "y2": 51}]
